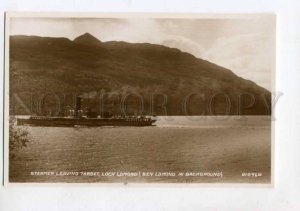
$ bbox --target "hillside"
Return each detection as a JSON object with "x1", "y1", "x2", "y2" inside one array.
[{"x1": 9, "y1": 34, "x2": 271, "y2": 116}]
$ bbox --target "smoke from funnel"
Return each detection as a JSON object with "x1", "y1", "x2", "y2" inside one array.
[{"x1": 78, "y1": 91, "x2": 98, "y2": 99}]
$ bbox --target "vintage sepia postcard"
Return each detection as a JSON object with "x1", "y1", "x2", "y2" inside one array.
[{"x1": 4, "y1": 12, "x2": 275, "y2": 185}]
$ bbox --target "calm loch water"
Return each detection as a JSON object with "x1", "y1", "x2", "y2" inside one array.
[{"x1": 9, "y1": 116, "x2": 271, "y2": 183}]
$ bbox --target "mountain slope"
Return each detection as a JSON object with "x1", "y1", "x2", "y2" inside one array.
[{"x1": 9, "y1": 34, "x2": 271, "y2": 116}]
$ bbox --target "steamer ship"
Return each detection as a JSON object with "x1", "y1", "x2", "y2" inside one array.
[{"x1": 16, "y1": 97, "x2": 156, "y2": 127}]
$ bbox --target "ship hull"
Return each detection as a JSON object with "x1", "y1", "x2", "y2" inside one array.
[{"x1": 17, "y1": 117, "x2": 156, "y2": 127}]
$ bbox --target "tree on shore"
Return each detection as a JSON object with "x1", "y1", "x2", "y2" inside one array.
[{"x1": 9, "y1": 118, "x2": 30, "y2": 158}]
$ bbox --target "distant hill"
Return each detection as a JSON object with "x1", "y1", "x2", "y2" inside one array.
[
  {"x1": 73, "y1": 32, "x2": 103, "y2": 46},
  {"x1": 9, "y1": 34, "x2": 271, "y2": 116}
]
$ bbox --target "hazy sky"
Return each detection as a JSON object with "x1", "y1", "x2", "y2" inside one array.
[{"x1": 10, "y1": 16, "x2": 275, "y2": 90}]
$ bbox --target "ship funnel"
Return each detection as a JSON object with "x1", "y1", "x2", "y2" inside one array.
[{"x1": 75, "y1": 96, "x2": 82, "y2": 118}]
